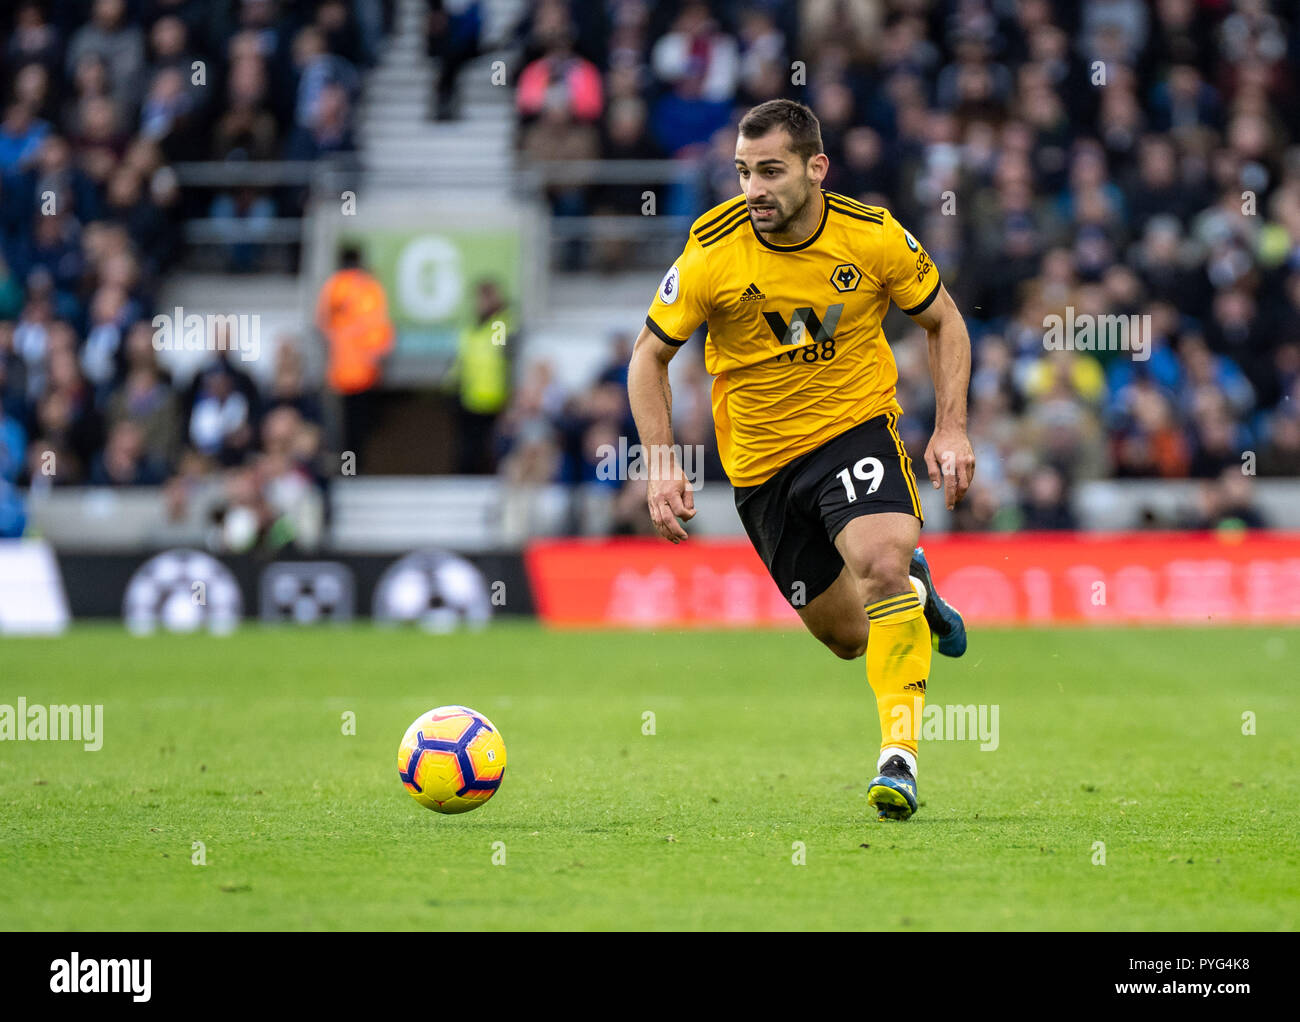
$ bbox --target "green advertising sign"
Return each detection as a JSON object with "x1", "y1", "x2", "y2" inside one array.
[{"x1": 342, "y1": 227, "x2": 522, "y2": 367}]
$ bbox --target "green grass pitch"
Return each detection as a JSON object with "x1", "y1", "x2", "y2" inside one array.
[{"x1": 1, "y1": 623, "x2": 1295, "y2": 931}]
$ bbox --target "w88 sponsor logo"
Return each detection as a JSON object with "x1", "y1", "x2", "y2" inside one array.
[{"x1": 772, "y1": 337, "x2": 837, "y2": 364}]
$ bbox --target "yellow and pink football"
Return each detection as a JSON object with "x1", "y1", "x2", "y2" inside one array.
[{"x1": 397, "y1": 705, "x2": 506, "y2": 814}]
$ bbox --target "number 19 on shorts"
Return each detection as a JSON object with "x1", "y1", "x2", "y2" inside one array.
[{"x1": 836, "y1": 457, "x2": 884, "y2": 501}]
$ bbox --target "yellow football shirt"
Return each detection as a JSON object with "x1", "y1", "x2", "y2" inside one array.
[{"x1": 645, "y1": 190, "x2": 940, "y2": 487}]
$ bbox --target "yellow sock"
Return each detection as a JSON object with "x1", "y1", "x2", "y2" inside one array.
[{"x1": 865, "y1": 592, "x2": 931, "y2": 764}]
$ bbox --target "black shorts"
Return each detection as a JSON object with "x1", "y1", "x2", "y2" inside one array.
[{"x1": 733, "y1": 412, "x2": 923, "y2": 608}]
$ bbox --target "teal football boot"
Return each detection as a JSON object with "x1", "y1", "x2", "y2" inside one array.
[{"x1": 910, "y1": 546, "x2": 967, "y2": 657}]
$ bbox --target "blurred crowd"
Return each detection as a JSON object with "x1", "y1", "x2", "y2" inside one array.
[
  {"x1": 496, "y1": 0, "x2": 1300, "y2": 531},
  {"x1": 0, "y1": 0, "x2": 379, "y2": 542},
  {"x1": 4, "y1": 0, "x2": 1300, "y2": 541}
]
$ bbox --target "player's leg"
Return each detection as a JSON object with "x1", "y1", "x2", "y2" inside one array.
[
  {"x1": 794, "y1": 547, "x2": 964, "y2": 661},
  {"x1": 833, "y1": 511, "x2": 919, "y2": 605},
  {"x1": 793, "y1": 564, "x2": 869, "y2": 660},
  {"x1": 798, "y1": 413, "x2": 937, "y2": 819},
  {"x1": 833, "y1": 512, "x2": 930, "y2": 821},
  {"x1": 734, "y1": 455, "x2": 853, "y2": 650}
]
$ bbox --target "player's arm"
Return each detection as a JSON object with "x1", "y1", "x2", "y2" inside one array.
[
  {"x1": 908, "y1": 284, "x2": 975, "y2": 511},
  {"x1": 877, "y1": 212, "x2": 975, "y2": 510},
  {"x1": 628, "y1": 249, "x2": 710, "y2": 543},
  {"x1": 628, "y1": 324, "x2": 695, "y2": 543}
]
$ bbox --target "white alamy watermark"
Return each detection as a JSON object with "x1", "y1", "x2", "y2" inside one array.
[
  {"x1": 1043, "y1": 308, "x2": 1150, "y2": 362},
  {"x1": 0, "y1": 697, "x2": 103, "y2": 750},
  {"x1": 152, "y1": 306, "x2": 260, "y2": 362},
  {"x1": 888, "y1": 699, "x2": 1000, "y2": 751},
  {"x1": 595, "y1": 439, "x2": 706, "y2": 490},
  {"x1": 50, "y1": 954, "x2": 151, "y2": 1002}
]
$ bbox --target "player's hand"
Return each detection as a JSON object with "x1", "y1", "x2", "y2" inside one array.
[
  {"x1": 646, "y1": 448, "x2": 695, "y2": 543},
  {"x1": 924, "y1": 427, "x2": 976, "y2": 511}
]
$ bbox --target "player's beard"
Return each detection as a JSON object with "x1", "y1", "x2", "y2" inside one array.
[{"x1": 752, "y1": 184, "x2": 813, "y2": 235}]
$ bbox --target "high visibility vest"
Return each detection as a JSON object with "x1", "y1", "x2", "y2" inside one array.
[
  {"x1": 457, "y1": 312, "x2": 511, "y2": 414},
  {"x1": 318, "y1": 269, "x2": 395, "y2": 395}
]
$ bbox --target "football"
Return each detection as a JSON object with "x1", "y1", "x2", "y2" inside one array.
[{"x1": 397, "y1": 705, "x2": 506, "y2": 814}]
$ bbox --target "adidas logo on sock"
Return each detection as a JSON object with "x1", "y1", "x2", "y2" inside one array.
[{"x1": 739, "y1": 282, "x2": 766, "y2": 302}]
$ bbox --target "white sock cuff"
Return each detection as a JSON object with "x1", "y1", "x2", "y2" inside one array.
[
  {"x1": 909, "y1": 575, "x2": 928, "y2": 607},
  {"x1": 878, "y1": 746, "x2": 917, "y2": 776}
]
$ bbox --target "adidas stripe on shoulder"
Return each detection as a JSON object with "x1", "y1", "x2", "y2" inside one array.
[
  {"x1": 691, "y1": 198, "x2": 749, "y2": 248},
  {"x1": 824, "y1": 191, "x2": 885, "y2": 225}
]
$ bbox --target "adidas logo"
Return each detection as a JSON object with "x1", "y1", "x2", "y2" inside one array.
[
  {"x1": 739, "y1": 282, "x2": 766, "y2": 302},
  {"x1": 903, "y1": 679, "x2": 927, "y2": 692}
]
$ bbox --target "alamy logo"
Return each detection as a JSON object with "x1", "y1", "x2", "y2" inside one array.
[
  {"x1": 152, "y1": 306, "x2": 260, "y2": 362},
  {"x1": 888, "y1": 699, "x2": 1000, "y2": 751},
  {"x1": 1043, "y1": 308, "x2": 1150, "y2": 362},
  {"x1": 50, "y1": 954, "x2": 151, "y2": 1001},
  {"x1": 0, "y1": 698, "x2": 102, "y2": 750},
  {"x1": 763, "y1": 304, "x2": 844, "y2": 345},
  {"x1": 595, "y1": 439, "x2": 705, "y2": 490}
]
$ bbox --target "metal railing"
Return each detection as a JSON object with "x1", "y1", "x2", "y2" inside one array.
[
  {"x1": 172, "y1": 158, "x2": 359, "y2": 252},
  {"x1": 170, "y1": 155, "x2": 712, "y2": 269},
  {"x1": 513, "y1": 159, "x2": 711, "y2": 271},
  {"x1": 172, "y1": 161, "x2": 326, "y2": 187},
  {"x1": 516, "y1": 159, "x2": 700, "y2": 188}
]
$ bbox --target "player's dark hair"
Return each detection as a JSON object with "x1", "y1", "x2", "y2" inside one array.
[{"x1": 738, "y1": 100, "x2": 824, "y2": 164}]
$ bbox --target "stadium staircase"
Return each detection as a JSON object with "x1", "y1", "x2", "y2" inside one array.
[{"x1": 355, "y1": 0, "x2": 524, "y2": 186}]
